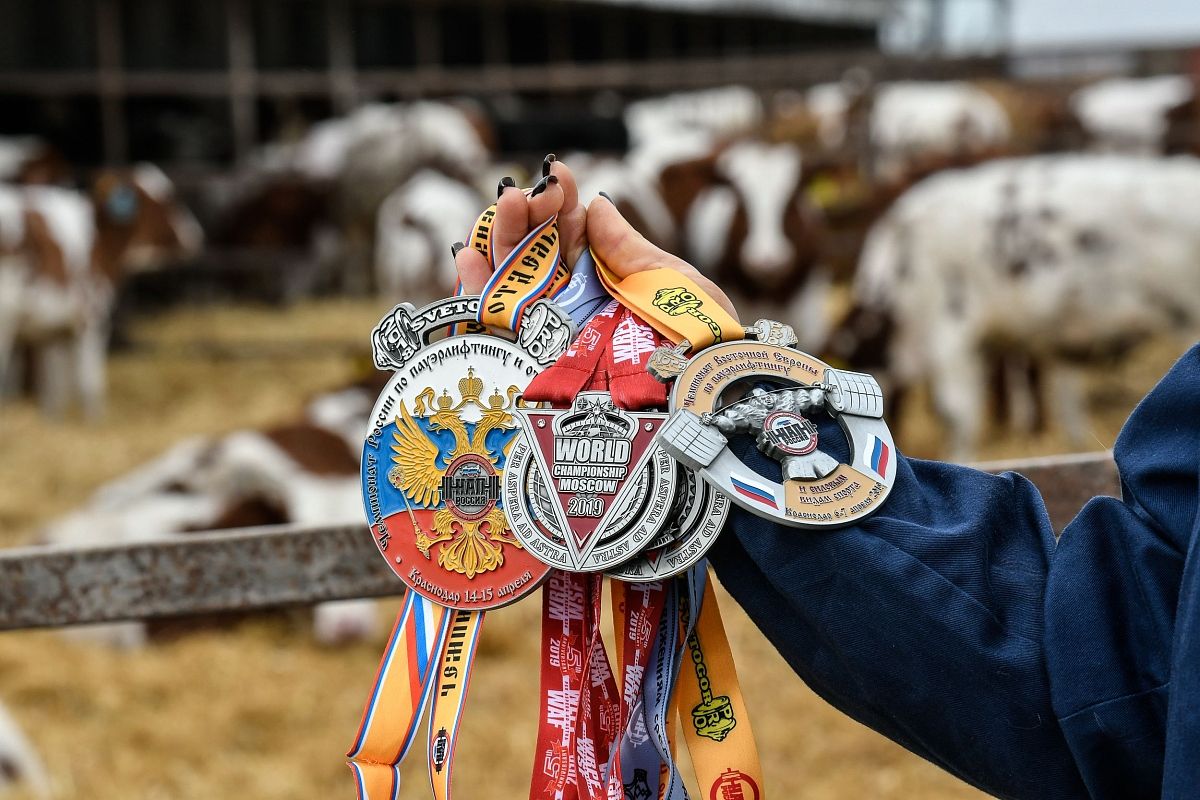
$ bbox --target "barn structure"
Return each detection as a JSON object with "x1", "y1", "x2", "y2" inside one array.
[{"x1": 0, "y1": 0, "x2": 891, "y2": 165}]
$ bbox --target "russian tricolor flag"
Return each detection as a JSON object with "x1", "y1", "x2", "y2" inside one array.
[
  {"x1": 730, "y1": 473, "x2": 779, "y2": 509},
  {"x1": 865, "y1": 435, "x2": 891, "y2": 479}
]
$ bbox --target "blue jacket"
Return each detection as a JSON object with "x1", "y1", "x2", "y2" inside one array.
[{"x1": 708, "y1": 344, "x2": 1200, "y2": 800}]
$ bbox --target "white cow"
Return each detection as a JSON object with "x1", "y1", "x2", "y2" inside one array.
[
  {"x1": 374, "y1": 170, "x2": 483, "y2": 301},
  {"x1": 805, "y1": 80, "x2": 1012, "y2": 181},
  {"x1": 837, "y1": 154, "x2": 1200, "y2": 458},
  {"x1": 0, "y1": 166, "x2": 202, "y2": 417},
  {"x1": 39, "y1": 379, "x2": 385, "y2": 648},
  {"x1": 1071, "y1": 75, "x2": 1194, "y2": 154},
  {"x1": 624, "y1": 86, "x2": 763, "y2": 150}
]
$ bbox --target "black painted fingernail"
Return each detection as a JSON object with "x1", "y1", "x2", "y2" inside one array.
[
  {"x1": 530, "y1": 176, "x2": 550, "y2": 197},
  {"x1": 451, "y1": 241, "x2": 466, "y2": 258},
  {"x1": 542, "y1": 153, "x2": 557, "y2": 178},
  {"x1": 599, "y1": 191, "x2": 614, "y2": 203},
  {"x1": 497, "y1": 176, "x2": 516, "y2": 197}
]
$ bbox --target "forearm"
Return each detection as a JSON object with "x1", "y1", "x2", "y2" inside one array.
[{"x1": 709, "y1": 439, "x2": 1089, "y2": 799}]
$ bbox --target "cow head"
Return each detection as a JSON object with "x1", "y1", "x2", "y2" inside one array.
[
  {"x1": 717, "y1": 141, "x2": 817, "y2": 283},
  {"x1": 91, "y1": 163, "x2": 203, "y2": 279}
]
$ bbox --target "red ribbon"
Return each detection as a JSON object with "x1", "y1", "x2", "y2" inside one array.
[{"x1": 525, "y1": 304, "x2": 668, "y2": 411}]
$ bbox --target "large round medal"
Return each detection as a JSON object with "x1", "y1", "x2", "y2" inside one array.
[
  {"x1": 503, "y1": 391, "x2": 678, "y2": 572},
  {"x1": 361, "y1": 296, "x2": 572, "y2": 610},
  {"x1": 655, "y1": 323, "x2": 896, "y2": 529}
]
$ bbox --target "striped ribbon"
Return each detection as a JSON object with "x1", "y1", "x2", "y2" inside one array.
[{"x1": 348, "y1": 591, "x2": 453, "y2": 799}]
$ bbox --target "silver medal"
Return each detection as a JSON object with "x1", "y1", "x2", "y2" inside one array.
[
  {"x1": 360, "y1": 296, "x2": 573, "y2": 610},
  {"x1": 503, "y1": 391, "x2": 678, "y2": 572},
  {"x1": 606, "y1": 465, "x2": 730, "y2": 582},
  {"x1": 654, "y1": 320, "x2": 896, "y2": 529}
]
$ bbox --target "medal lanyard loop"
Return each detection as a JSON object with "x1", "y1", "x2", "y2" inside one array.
[{"x1": 588, "y1": 247, "x2": 743, "y2": 353}]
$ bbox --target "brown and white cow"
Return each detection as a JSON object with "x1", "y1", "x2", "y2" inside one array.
[
  {"x1": 0, "y1": 136, "x2": 69, "y2": 186},
  {"x1": 38, "y1": 375, "x2": 387, "y2": 648},
  {"x1": 0, "y1": 164, "x2": 202, "y2": 417}
]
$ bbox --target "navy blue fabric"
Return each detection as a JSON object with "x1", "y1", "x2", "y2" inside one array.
[{"x1": 708, "y1": 343, "x2": 1200, "y2": 800}]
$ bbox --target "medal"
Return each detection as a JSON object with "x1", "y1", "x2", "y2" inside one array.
[
  {"x1": 654, "y1": 321, "x2": 896, "y2": 528},
  {"x1": 607, "y1": 466, "x2": 730, "y2": 582},
  {"x1": 361, "y1": 295, "x2": 573, "y2": 610},
  {"x1": 352, "y1": 180, "x2": 576, "y2": 800},
  {"x1": 504, "y1": 391, "x2": 678, "y2": 572}
]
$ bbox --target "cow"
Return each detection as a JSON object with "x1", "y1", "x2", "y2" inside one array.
[
  {"x1": 0, "y1": 136, "x2": 69, "y2": 186},
  {"x1": 671, "y1": 139, "x2": 829, "y2": 344},
  {"x1": 623, "y1": 86, "x2": 763, "y2": 150},
  {"x1": 0, "y1": 702, "x2": 49, "y2": 798},
  {"x1": 825, "y1": 154, "x2": 1200, "y2": 459},
  {"x1": 0, "y1": 165, "x2": 203, "y2": 417},
  {"x1": 374, "y1": 169, "x2": 484, "y2": 302},
  {"x1": 38, "y1": 376, "x2": 387, "y2": 649},
  {"x1": 1070, "y1": 75, "x2": 1194, "y2": 154},
  {"x1": 800, "y1": 79, "x2": 1014, "y2": 182}
]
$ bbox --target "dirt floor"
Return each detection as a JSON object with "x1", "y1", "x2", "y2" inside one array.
[{"x1": 0, "y1": 299, "x2": 1190, "y2": 799}]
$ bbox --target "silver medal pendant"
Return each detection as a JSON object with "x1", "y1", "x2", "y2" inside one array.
[
  {"x1": 361, "y1": 296, "x2": 573, "y2": 610},
  {"x1": 654, "y1": 321, "x2": 896, "y2": 529},
  {"x1": 503, "y1": 391, "x2": 678, "y2": 572},
  {"x1": 606, "y1": 465, "x2": 730, "y2": 582}
]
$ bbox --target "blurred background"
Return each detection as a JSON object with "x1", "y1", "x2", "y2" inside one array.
[{"x1": 1, "y1": 0, "x2": 1199, "y2": 797}]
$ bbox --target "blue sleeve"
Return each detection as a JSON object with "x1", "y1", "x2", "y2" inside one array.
[{"x1": 708, "y1": 344, "x2": 1200, "y2": 800}]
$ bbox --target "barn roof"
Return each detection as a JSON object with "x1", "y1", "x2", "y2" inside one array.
[{"x1": 578, "y1": 0, "x2": 888, "y2": 24}]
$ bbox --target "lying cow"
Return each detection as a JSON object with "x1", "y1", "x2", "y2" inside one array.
[
  {"x1": 38, "y1": 376, "x2": 385, "y2": 648},
  {"x1": 0, "y1": 165, "x2": 202, "y2": 417},
  {"x1": 826, "y1": 154, "x2": 1200, "y2": 459}
]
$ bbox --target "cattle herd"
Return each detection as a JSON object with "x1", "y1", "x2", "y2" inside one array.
[{"x1": 2, "y1": 71, "x2": 1200, "y2": 794}]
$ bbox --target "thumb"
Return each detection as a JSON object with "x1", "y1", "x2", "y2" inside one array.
[{"x1": 586, "y1": 195, "x2": 739, "y2": 320}]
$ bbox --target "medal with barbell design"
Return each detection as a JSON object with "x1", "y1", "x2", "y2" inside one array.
[{"x1": 653, "y1": 321, "x2": 896, "y2": 529}]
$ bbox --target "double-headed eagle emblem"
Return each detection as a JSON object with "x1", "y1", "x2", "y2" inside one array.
[{"x1": 388, "y1": 368, "x2": 523, "y2": 579}]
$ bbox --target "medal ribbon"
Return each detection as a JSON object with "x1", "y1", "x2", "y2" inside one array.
[
  {"x1": 347, "y1": 591, "x2": 453, "y2": 799},
  {"x1": 602, "y1": 579, "x2": 668, "y2": 800},
  {"x1": 531, "y1": 570, "x2": 589, "y2": 800},
  {"x1": 589, "y1": 246, "x2": 742, "y2": 352},
  {"x1": 427, "y1": 609, "x2": 487, "y2": 800},
  {"x1": 574, "y1": 574, "x2": 620, "y2": 799},
  {"x1": 677, "y1": 577, "x2": 765, "y2": 800}
]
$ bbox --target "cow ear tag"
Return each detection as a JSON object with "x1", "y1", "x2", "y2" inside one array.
[{"x1": 654, "y1": 320, "x2": 896, "y2": 528}]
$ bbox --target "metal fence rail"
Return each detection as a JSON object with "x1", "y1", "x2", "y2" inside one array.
[{"x1": 0, "y1": 451, "x2": 1118, "y2": 632}]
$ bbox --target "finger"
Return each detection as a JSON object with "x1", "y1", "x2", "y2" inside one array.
[
  {"x1": 527, "y1": 174, "x2": 564, "y2": 228},
  {"x1": 454, "y1": 241, "x2": 493, "y2": 295},
  {"x1": 548, "y1": 159, "x2": 588, "y2": 267},
  {"x1": 587, "y1": 195, "x2": 739, "y2": 320},
  {"x1": 492, "y1": 178, "x2": 530, "y2": 265}
]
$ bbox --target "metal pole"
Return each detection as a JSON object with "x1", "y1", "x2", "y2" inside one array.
[
  {"x1": 227, "y1": 0, "x2": 258, "y2": 161},
  {"x1": 328, "y1": 0, "x2": 358, "y2": 113},
  {"x1": 96, "y1": 0, "x2": 127, "y2": 165}
]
